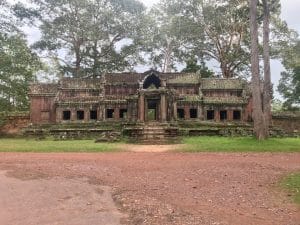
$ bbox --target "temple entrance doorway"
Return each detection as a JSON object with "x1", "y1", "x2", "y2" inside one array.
[{"x1": 146, "y1": 99, "x2": 159, "y2": 121}]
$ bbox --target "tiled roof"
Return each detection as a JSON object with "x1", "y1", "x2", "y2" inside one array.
[
  {"x1": 59, "y1": 78, "x2": 102, "y2": 89},
  {"x1": 29, "y1": 83, "x2": 58, "y2": 95},
  {"x1": 167, "y1": 73, "x2": 199, "y2": 84},
  {"x1": 201, "y1": 78, "x2": 245, "y2": 90}
]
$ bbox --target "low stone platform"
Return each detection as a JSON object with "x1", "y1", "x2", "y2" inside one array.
[{"x1": 123, "y1": 122, "x2": 180, "y2": 144}]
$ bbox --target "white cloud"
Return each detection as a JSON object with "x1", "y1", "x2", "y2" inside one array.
[{"x1": 140, "y1": 0, "x2": 159, "y2": 7}]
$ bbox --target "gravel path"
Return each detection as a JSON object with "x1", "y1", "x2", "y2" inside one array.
[{"x1": 0, "y1": 151, "x2": 299, "y2": 225}]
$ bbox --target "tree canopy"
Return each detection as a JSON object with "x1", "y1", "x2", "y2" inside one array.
[
  {"x1": 15, "y1": 0, "x2": 145, "y2": 77},
  {"x1": 0, "y1": 0, "x2": 298, "y2": 116},
  {"x1": 278, "y1": 40, "x2": 300, "y2": 109},
  {"x1": 0, "y1": 0, "x2": 41, "y2": 111}
]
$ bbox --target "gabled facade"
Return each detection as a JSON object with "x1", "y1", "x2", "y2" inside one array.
[{"x1": 29, "y1": 70, "x2": 252, "y2": 125}]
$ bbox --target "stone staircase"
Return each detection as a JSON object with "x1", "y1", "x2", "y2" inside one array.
[{"x1": 124, "y1": 122, "x2": 180, "y2": 144}]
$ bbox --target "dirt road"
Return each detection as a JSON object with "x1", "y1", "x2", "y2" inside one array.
[{"x1": 0, "y1": 151, "x2": 299, "y2": 225}]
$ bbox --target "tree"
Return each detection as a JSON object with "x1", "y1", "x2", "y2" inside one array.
[
  {"x1": 15, "y1": 0, "x2": 145, "y2": 77},
  {"x1": 278, "y1": 40, "x2": 300, "y2": 109},
  {"x1": 262, "y1": 0, "x2": 272, "y2": 138},
  {"x1": 0, "y1": 1, "x2": 41, "y2": 111},
  {"x1": 139, "y1": 0, "x2": 188, "y2": 72},
  {"x1": 249, "y1": 0, "x2": 266, "y2": 140},
  {"x1": 167, "y1": 0, "x2": 251, "y2": 78},
  {"x1": 181, "y1": 57, "x2": 213, "y2": 78}
]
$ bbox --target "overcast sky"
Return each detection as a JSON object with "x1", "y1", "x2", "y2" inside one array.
[
  {"x1": 140, "y1": 0, "x2": 300, "y2": 99},
  {"x1": 22, "y1": 0, "x2": 300, "y2": 99}
]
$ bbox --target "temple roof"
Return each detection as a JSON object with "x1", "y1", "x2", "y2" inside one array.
[
  {"x1": 29, "y1": 72, "x2": 248, "y2": 96},
  {"x1": 201, "y1": 78, "x2": 245, "y2": 90}
]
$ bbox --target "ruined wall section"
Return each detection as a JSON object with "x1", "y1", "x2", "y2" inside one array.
[
  {"x1": 272, "y1": 112, "x2": 300, "y2": 135},
  {"x1": 29, "y1": 84, "x2": 58, "y2": 124}
]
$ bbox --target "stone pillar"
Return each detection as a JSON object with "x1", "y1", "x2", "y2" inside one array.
[
  {"x1": 215, "y1": 110, "x2": 220, "y2": 122},
  {"x1": 98, "y1": 105, "x2": 103, "y2": 121},
  {"x1": 114, "y1": 107, "x2": 120, "y2": 120},
  {"x1": 103, "y1": 106, "x2": 106, "y2": 121},
  {"x1": 228, "y1": 109, "x2": 233, "y2": 121},
  {"x1": 138, "y1": 94, "x2": 145, "y2": 122},
  {"x1": 56, "y1": 108, "x2": 62, "y2": 123},
  {"x1": 84, "y1": 108, "x2": 89, "y2": 122},
  {"x1": 71, "y1": 109, "x2": 76, "y2": 122},
  {"x1": 173, "y1": 102, "x2": 177, "y2": 120},
  {"x1": 127, "y1": 102, "x2": 132, "y2": 121},
  {"x1": 184, "y1": 105, "x2": 190, "y2": 120},
  {"x1": 160, "y1": 94, "x2": 167, "y2": 122},
  {"x1": 197, "y1": 105, "x2": 202, "y2": 120}
]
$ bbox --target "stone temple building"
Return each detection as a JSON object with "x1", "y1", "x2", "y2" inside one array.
[{"x1": 29, "y1": 70, "x2": 253, "y2": 126}]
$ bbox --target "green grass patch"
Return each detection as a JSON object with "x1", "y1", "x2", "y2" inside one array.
[
  {"x1": 181, "y1": 136, "x2": 300, "y2": 152},
  {"x1": 281, "y1": 173, "x2": 300, "y2": 204},
  {"x1": 0, "y1": 138, "x2": 121, "y2": 152}
]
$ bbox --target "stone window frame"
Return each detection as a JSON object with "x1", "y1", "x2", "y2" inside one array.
[
  {"x1": 119, "y1": 109, "x2": 128, "y2": 119},
  {"x1": 77, "y1": 110, "x2": 85, "y2": 120},
  {"x1": 177, "y1": 108, "x2": 185, "y2": 119},
  {"x1": 106, "y1": 109, "x2": 114, "y2": 119},
  {"x1": 189, "y1": 108, "x2": 198, "y2": 119},
  {"x1": 206, "y1": 110, "x2": 215, "y2": 120},
  {"x1": 233, "y1": 110, "x2": 241, "y2": 120},
  {"x1": 90, "y1": 110, "x2": 98, "y2": 120},
  {"x1": 62, "y1": 110, "x2": 71, "y2": 121},
  {"x1": 220, "y1": 110, "x2": 227, "y2": 121}
]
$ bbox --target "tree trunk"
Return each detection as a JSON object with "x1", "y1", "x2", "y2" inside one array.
[
  {"x1": 163, "y1": 39, "x2": 172, "y2": 73},
  {"x1": 75, "y1": 48, "x2": 81, "y2": 78},
  {"x1": 262, "y1": 0, "x2": 271, "y2": 138},
  {"x1": 249, "y1": 0, "x2": 267, "y2": 140},
  {"x1": 220, "y1": 62, "x2": 231, "y2": 78}
]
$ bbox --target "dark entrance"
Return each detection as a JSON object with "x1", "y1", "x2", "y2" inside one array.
[
  {"x1": 147, "y1": 99, "x2": 159, "y2": 121},
  {"x1": 220, "y1": 110, "x2": 227, "y2": 121}
]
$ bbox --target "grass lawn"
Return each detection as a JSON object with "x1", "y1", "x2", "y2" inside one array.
[
  {"x1": 182, "y1": 137, "x2": 300, "y2": 152},
  {"x1": 281, "y1": 173, "x2": 300, "y2": 204},
  {"x1": 0, "y1": 138, "x2": 121, "y2": 152}
]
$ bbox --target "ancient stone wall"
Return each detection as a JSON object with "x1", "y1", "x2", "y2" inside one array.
[
  {"x1": 0, "y1": 112, "x2": 30, "y2": 136},
  {"x1": 272, "y1": 112, "x2": 300, "y2": 135}
]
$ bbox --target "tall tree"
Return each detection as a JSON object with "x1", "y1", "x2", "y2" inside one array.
[
  {"x1": 169, "y1": 0, "x2": 251, "y2": 78},
  {"x1": 278, "y1": 40, "x2": 300, "y2": 109},
  {"x1": 249, "y1": 0, "x2": 266, "y2": 139},
  {"x1": 15, "y1": 0, "x2": 145, "y2": 77},
  {"x1": 139, "y1": 0, "x2": 188, "y2": 72},
  {"x1": 82, "y1": 0, "x2": 145, "y2": 76},
  {"x1": 262, "y1": 0, "x2": 272, "y2": 137},
  {"x1": 0, "y1": 0, "x2": 41, "y2": 111}
]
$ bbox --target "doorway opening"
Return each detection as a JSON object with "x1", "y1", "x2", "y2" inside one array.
[{"x1": 147, "y1": 99, "x2": 159, "y2": 121}]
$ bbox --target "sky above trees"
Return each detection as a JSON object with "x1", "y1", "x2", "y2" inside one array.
[
  {"x1": 13, "y1": 0, "x2": 300, "y2": 99},
  {"x1": 139, "y1": 0, "x2": 299, "y2": 99}
]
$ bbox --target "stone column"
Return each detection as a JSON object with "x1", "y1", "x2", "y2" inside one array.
[
  {"x1": 71, "y1": 109, "x2": 76, "y2": 122},
  {"x1": 173, "y1": 102, "x2": 177, "y2": 120},
  {"x1": 184, "y1": 105, "x2": 190, "y2": 120},
  {"x1": 127, "y1": 102, "x2": 132, "y2": 121},
  {"x1": 98, "y1": 105, "x2": 103, "y2": 121},
  {"x1": 114, "y1": 107, "x2": 120, "y2": 120},
  {"x1": 84, "y1": 108, "x2": 89, "y2": 122},
  {"x1": 228, "y1": 109, "x2": 233, "y2": 121},
  {"x1": 215, "y1": 110, "x2": 220, "y2": 122},
  {"x1": 103, "y1": 106, "x2": 106, "y2": 121},
  {"x1": 197, "y1": 105, "x2": 202, "y2": 120},
  {"x1": 160, "y1": 94, "x2": 167, "y2": 122},
  {"x1": 56, "y1": 108, "x2": 62, "y2": 123},
  {"x1": 138, "y1": 94, "x2": 145, "y2": 122}
]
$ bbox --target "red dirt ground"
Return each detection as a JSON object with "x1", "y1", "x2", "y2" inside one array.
[{"x1": 0, "y1": 151, "x2": 299, "y2": 225}]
